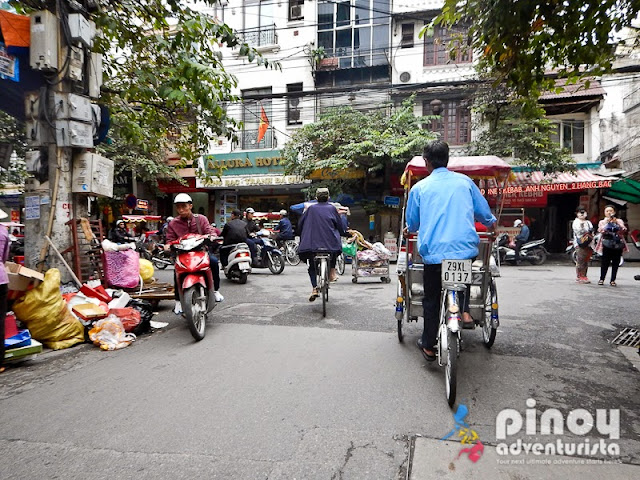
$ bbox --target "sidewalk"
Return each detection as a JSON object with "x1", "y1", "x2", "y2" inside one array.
[{"x1": 410, "y1": 437, "x2": 640, "y2": 479}]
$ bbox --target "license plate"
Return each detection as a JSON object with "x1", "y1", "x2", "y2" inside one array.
[
  {"x1": 240, "y1": 261, "x2": 251, "y2": 271},
  {"x1": 441, "y1": 259, "x2": 472, "y2": 284}
]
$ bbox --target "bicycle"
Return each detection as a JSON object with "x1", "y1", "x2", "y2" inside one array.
[
  {"x1": 283, "y1": 239, "x2": 301, "y2": 266},
  {"x1": 314, "y1": 252, "x2": 331, "y2": 317},
  {"x1": 336, "y1": 252, "x2": 345, "y2": 275}
]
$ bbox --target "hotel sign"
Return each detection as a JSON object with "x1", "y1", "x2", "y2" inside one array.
[{"x1": 199, "y1": 174, "x2": 310, "y2": 188}]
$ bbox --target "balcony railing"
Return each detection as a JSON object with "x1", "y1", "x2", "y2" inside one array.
[
  {"x1": 239, "y1": 24, "x2": 277, "y2": 47},
  {"x1": 241, "y1": 128, "x2": 273, "y2": 150}
]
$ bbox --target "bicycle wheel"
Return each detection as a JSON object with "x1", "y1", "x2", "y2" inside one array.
[
  {"x1": 482, "y1": 279, "x2": 498, "y2": 348},
  {"x1": 336, "y1": 253, "x2": 345, "y2": 275},
  {"x1": 320, "y1": 258, "x2": 328, "y2": 317},
  {"x1": 445, "y1": 330, "x2": 458, "y2": 407}
]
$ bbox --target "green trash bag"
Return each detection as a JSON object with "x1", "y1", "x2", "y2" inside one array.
[{"x1": 342, "y1": 242, "x2": 357, "y2": 257}]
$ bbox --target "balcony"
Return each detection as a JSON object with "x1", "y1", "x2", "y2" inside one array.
[
  {"x1": 623, "y1": 87, "x2": 640, "y2": 113},
  {"x1": 241, "y1": 128, "x2": 274, "y2": 150},
  {"x1": 239, "y1": 24, "x2": 277, "y2": 48}
]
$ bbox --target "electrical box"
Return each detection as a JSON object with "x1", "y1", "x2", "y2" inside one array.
[
  {"x1": 25, "y1": 120, "x2": 54, "y2": 147},
  {"x1": 30, "y1": 10, "x2": 58, "y2": 71},
  {"x1": 53, "y1": 93, "x2": 93, "y2": 123},
  {"x1": 68, "y1": 13, "x2": 94, "y2": 47},
  {"x1": 72, "y1": 152, "x2": 114, "y2": 197},
  {"x1": 66, "y1": 45, "x2": 84, "y2": 82},
  {"x1": 24, "y1": 91, "x2": 42, "y2": 119},
  {"x1": 87, "y1": 52, "x2": 102, "y2": 98},
  {"x1": 55, "y1": 120, "x2": 94, "y2": 148}
]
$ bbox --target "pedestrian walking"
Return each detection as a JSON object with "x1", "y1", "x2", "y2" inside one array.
[
  {"x1": 596, "y1": 205, "x2": 628, "y2": 286},
  {"x1": 0, "y1": 208, "x2": 10, "y2": 374},
  {"x1": 572, "y1": 207, "x2": 594, "y2": 284}
]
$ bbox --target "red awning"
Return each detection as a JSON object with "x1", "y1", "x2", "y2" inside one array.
[{"x1": 510, "y1": 170, "x2": 613, "y2": 193}]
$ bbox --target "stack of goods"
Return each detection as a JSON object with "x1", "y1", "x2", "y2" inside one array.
[{"x1": 356, "y1": 249, "x2": 388, "y2": 276}]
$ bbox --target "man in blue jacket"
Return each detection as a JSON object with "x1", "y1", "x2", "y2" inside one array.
[
  {"x1": 405, "y1": 141, "x2": 496, "y2": 361},
  {"x1": 298, "y1": 188, "x2": 346, "y2": 301},
  {"x1": 274, "y1": 209, "x2": 295, "y2": 243}
]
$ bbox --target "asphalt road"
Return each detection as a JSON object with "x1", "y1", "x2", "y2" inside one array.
[{"x1": 1, "y1": 259, "x2": 639, "y2": 479}]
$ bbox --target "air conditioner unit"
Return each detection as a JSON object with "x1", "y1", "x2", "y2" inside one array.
[{"x1": 290, "y1": 4, "x2": 303, "y2": 19}]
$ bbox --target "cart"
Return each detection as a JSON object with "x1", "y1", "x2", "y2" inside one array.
[
  {"x1": 395, "y1": 155, "x2": 512, "y2": 346},
  {"x1": 352, "y1": 248, "x2": 391, "y2": 283}
]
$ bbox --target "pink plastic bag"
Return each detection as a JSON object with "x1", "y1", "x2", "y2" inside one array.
[{"x1": 103, "y1": 250, "x2": 140, "y2": 288}]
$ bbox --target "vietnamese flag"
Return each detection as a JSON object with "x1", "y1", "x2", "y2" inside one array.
[{"x1": 257, "y1": 105, "x2": 269, "y2": 143}]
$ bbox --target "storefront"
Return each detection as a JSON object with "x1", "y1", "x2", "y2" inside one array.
[
  {"x1": 196, "y1": 150, "x2": 310, "y2": 226},
  {"x1": 494, "y1": 167, "x2": 614, "y2": 251}
]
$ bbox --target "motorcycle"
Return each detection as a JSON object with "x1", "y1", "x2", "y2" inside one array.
[
  {"x1": 150, "y1": 243, "x2": 174, "y2": 270},
  {"x1": 169, "y1": 234, "x2": 218, "y2": 341},
  {"x1": 252, "y1": 233, "x2": 285, "y2": 274},
  {"x1": 220, "y1": 242, "x2": 252, "y2": 284},
  {"x1": 496, "y1": 233, "x2": 548, "y2": 265}
]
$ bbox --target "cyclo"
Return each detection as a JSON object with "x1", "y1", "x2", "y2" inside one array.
[{"x1": 395, "y1": 155, "x2": 511, "y2": 407}]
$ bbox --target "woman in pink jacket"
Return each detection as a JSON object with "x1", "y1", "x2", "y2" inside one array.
[{"x1": 0, "y1": 209, "x2": 11, "y2": 373}]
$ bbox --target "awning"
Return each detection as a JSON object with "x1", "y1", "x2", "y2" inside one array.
[
  {"x1": 605, "y1": 177, "x2": 640, "y2": 204},
  {"x1": 510, "y1": 170, "x2": 613, "y2": 193}
]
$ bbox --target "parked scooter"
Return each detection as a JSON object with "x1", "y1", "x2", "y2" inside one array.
[
  {"x1": 169, "y1": 233, "x2": 219, "y2": 341},
  {"x1": 251, "y1": 233, "x2": 285, "y2": 274},
  {"x1": 497, "y1": 233, "x2": 548, "y2": 265},
  {"x1": 220, "y1": 242, "x2": 252, "y2": 284},
  {"x1": 150, "y1": 243, "x2": 174, "y2": 270}
]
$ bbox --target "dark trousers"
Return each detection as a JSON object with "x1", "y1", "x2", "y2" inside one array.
[
  {"x1": 600, "y1": 246, "x2": 623, "y2": 282},
  {"x1": 303, "y1": 252, "x2": 337, "y2": 288},
  {"x1": 421, "y1": 264, "x2": 468, "y2": 350},
  {"x1": 514, "y1": 240, "x2": 525, "y2": 263},
  {"x1": 245, "y1": 238, "x2": 258, "y2": 260},
  {"x1": 174, "y1": 253, "x2": 220, "y2": 300},
  {"x1": 0, "y1": 284, "x2": 8, "y2": 368}
]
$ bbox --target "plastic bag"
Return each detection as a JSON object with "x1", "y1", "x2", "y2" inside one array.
[
  {"x1": 103, "y1": 250, "x2": 140, "y2": 288},
  {"x1": 139, "y1": 259, "x2": 154, "y2": 282},
  {"x1": 127, "y1": 299, "x2": 153, "y2": 335},
  {"x1": 372, "y1": 242, "x2": 391, "y2": 259},
  {"x1": 108, "y1": 308, "x2": 141, "y2": 333},
  {"x1": 342, "y1": 241, "x2": 357, "y2": 257},
  {"x1": 88, "y1": 315, "x2": 136, "y2": 350},
  {"x1": 12, "y1": 269, "x2": 85, "y2": 350}
]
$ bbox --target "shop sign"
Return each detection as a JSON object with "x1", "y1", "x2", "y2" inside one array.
[
  {"x1": 25, "y1": 196, "x2": 40, "y2": 220},
  {"x1": 483, "y1": 180, "x2": 612, "y2": 196},
  {"x1": 203, "y1": 150, "x2": 285, "y2": 176},
  {"x1": 199, "y1": 174, "x2": 310, "y2": 188},
  {"x1": 501, "y1": 190, "x2": 548, "y2": 207},
  {"x1": 308, "y1": 168, "x2": 365, "y2": 180},
  {"x1": 383, "y1": 196, "x2": 401, "y2": 206},
  {"x1": 136, "y1": 199, "x2": 149, "y2": 210},
  {"x1": 10, "y1": 210, "x2": 19, "y2": 222},
  {"x1": 0, "y1": 45, "x2": 19, "y2": 82}
]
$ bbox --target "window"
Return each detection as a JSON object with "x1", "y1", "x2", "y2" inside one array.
[
  {"x1": 317, "y1": 0, "x2": 390, "y2": 69},
  {"x1": 287, "y1": 83, "x2": 303, "y2": 125},
  {"x1": 289, "y1": 0, "x2": 303, "y2": 21},
  {"x1": 423, "y1": 23, "x2": 472, "y2": 66},
  {"x1": 423, "y1": 98, "x2": 471, "y2": 145},
  {"x1": 550, "y1": 120, "x2": 585, "y2": 154},
  {"x1": 401, "y1": 23, "x2": 414, "y2": 48},
  {"x1": 242, "y1": 87, "x2": 272, "y2": 149},
  {"x1": 242, "y1": 1, "x2": 277, "y2": 47}
]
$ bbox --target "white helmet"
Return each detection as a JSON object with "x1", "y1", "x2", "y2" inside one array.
[
  {"x1": 245, "y1": 207, "x2": 255, "y2": 214},
  {"x1": 166, "y1": 216, "x2": 174, "y2": 222},
  {"x1": 514, "y1": 219, "x2": 523, "y2": 227},
  {"x1": 279, "y1": 209, "x2": 288, "y2": 216},
  {"x1": 174, "y1": 193, "x2": 192, "y2": 204}
]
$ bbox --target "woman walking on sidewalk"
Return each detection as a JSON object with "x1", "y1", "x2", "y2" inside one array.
[
  {"x1": 596, "y1": 205, "x2": 628, "y2": 286},
  {"x1": 572, "y1": 207, "x2": 594, "y2": 284}
]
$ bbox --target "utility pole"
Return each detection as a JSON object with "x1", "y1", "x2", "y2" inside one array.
[{"x1": 23, "y1": 5, "x2": 110, "y2": 280}]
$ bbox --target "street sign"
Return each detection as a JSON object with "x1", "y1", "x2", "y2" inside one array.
[
  {"x1": 384, "y1": 196, "x2": 400, "y2": 206},
  {"x1": 125, "y1": 194, "x2": 137, "y2": 209}
]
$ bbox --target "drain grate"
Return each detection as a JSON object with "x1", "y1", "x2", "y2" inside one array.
[{"x1": 612, "y1": 328, "x2": 640, "y2": 347}]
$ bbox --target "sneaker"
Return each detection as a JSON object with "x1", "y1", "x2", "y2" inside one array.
[
  {"x1": 214, "y1": 291, "x2": 224, "y2": 302},
  {"x1": 173, "y1": 301, "x2": 183, "y2": 315},
  {"x1": 576, "y1": 278, "x2": 590, "y2": 284}
]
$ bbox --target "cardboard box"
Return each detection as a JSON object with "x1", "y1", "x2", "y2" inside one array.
[
  {"x1": 6, "y1": 261, "x2": 45, "y2": 292},
  {"x1": 4, "y1": 338, "x2": 43, "y2": 361}
]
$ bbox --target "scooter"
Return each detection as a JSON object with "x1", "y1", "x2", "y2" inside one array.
[
  {"x1": 220, "y1": 242, "x2": 252, "y2": 284},
  {"x1": 150, "y1": 243, "x2": 174, "y2": 270},
  {"x1": 497, "y1": 233, "x2": 548, "y2": 265},
  {"x1": 252, "y1": 233, "x2": 285, "y2": 274},
  {"x1": 170, "y1": 233, "x2": 218, "y2": 341}
]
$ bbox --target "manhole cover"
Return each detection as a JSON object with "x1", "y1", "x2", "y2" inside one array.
[
  {"x1": 222, "y1": 303, "x2": 291, "y2": 318},
  {"x1": 612, "y1": 328, "x2": 640, "y2": 347}
]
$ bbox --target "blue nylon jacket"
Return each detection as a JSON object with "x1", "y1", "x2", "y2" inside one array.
[
  {"x1": 405, "y1": 167, "x2": 496, "y2": 264},
  {"x1": 298, "y1": 202, "x2": 345, "y2": 253}
]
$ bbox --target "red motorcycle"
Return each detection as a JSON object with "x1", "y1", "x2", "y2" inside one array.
[{"x1": 169, "y1": 233, "x2": 218, "y2": 341}]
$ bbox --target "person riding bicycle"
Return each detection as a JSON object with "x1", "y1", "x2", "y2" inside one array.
[
  {"x1": 165, "y1": 193, "x2": 223, "y2": 314},
  {"x1": 274, "y1": 209, "x2": 294, "y2": 244},
  {"x1": 405, "y1": 141, "x2": 496, "y2": 361},
  {"x1": 298, "y1": 187, "x2": 346, "y2": 301}
]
